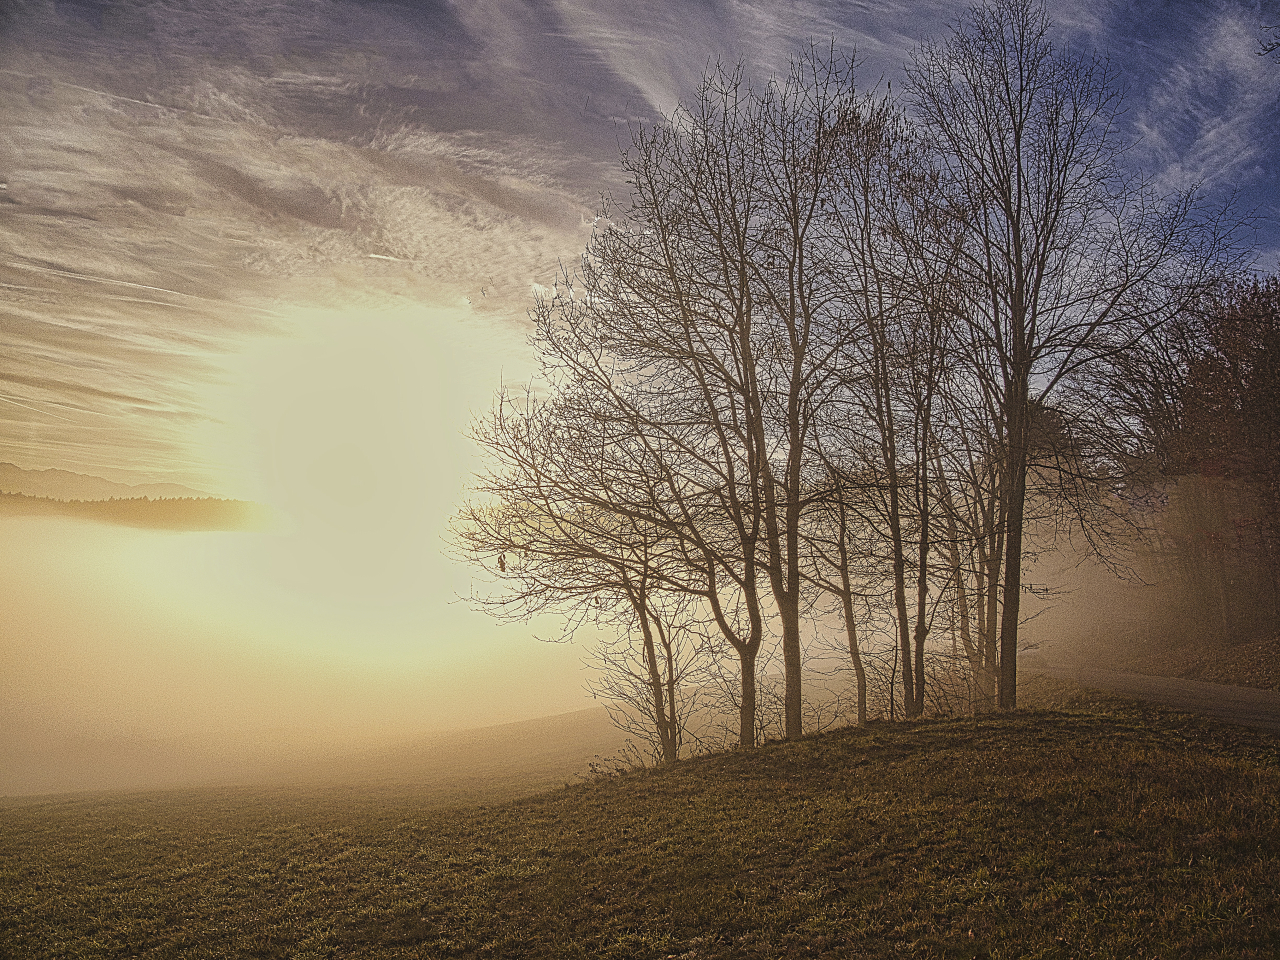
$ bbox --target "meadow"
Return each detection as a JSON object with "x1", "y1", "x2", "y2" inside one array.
[{"x1": 3, "y1": 688, "x2": 1278, "y2": 959}]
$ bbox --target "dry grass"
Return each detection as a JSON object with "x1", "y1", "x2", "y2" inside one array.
[
  {"x1": 1062, "y1": 626, "x2": 1280, "y2": 693},
  {"x1": 3, "y1": 704, "x2": 1277, "y2": 959}
]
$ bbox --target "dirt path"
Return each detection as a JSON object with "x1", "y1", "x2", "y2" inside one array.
[{"x1": 1023, "y1": 655, "x2": 1280, "y2": 733}]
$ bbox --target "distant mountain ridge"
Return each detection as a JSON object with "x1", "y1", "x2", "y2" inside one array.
[
  {"x1": 0, "y1": 462, "x2": 212, "y2": 502},
  {"x1": 0, "y1": 492, "x2": 271, "y2": 532}
]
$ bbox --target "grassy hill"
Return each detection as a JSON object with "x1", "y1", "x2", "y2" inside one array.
[
  {"x1": 1, "y1": 707, "x2": 631, "y2": 799},
  {"x1": 2, "y1": 699, "x2": 1277, "y2": 959}
]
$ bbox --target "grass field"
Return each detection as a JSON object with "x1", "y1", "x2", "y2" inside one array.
[{"x1": 2, "y1": 692, "x2": 1278, "y2": 959}]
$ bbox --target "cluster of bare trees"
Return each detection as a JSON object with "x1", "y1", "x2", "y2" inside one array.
[{"x1": 452, "y1": 0, "x2": 1240, "y2": 760}]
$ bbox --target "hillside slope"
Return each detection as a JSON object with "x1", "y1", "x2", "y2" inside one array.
[
  {"x1": 3, "y1": 706, "x2": 1277, "y2": 958},
  {"x1": 0, "y1": 706, "x2": 629, "y2": 799}
]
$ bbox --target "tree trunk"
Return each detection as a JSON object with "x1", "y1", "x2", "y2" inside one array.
[
  {"x1": 893, "y1": 570, "x2": 915, "y2": 718},
  {"x1": 739, "y1": 646, "x2": 758, "y2": 748},
  {"x1": 980, "y1": 484, "x2": 1004, "y2": 709},
  {"x1": 938, "y1": 473, "x2": 978, "y2": 710},
  {"x1": 998, "y1": 393, "x2": 1029, "y2": 710},
  {"x1": 779, "y1": 596, "x2": 804, "y2": 740},
  {"x1": 912, "y1": 493, "x2": 931, "y2": 718},
  {"x1": 660, "y1": 622, "x2": 680, "y2": 763},
  {"x1": 841, "y1": 590, "x2": 868, "y2": 725},
  {"x1": 637, "y1": 600, "x2": 676, "y2": 764}
]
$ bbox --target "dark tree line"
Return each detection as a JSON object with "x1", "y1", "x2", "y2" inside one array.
[
  {"x1": 1115, "y1": 275, "x2": 1280, "y2": 639},
  {"x1": 0, "y1": 491, "x2": 267, "y2": 531},
  {"x1": 452, "y1": 0, "x2": 1243, "y2": 760},
  {"x1": 1166, "y1": 277, "x2": 1280, "y2": 507}
]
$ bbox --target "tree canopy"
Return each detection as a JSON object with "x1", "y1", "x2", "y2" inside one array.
[{"x1": 452, "y1": 0, "x2": 1244, "y2": 756}]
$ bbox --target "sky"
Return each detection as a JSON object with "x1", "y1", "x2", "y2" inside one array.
[{"x1": 1, "y1": 0, "x2": 1278, "y2": 793}]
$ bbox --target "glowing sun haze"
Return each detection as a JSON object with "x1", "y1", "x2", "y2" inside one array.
[{"x1": 1, "y1": 0, "x2": 1277, "y2": 794}]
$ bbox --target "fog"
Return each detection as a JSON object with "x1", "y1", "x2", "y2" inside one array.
[
  {"x1": 3, "y1": 0, "x2": 1277, "y2": 796},
  {"x1": 0, "y1": 479, "x2": 1261, "y2": 797},
  {"x1": 0, "y1": 512, "x2": 601, "y2": 796}
]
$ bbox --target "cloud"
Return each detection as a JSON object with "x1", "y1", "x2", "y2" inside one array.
[
  {"x1": 0, "y1": 0, "x2": 1276, "y2": 489},
  {"x1": 1112, "y1": 4, "x2": 1280, "y2": 192},
  {"x1": 0, "y1": 0, "x2": 631, "y2": 487}
]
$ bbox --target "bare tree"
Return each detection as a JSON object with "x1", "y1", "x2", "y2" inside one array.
[
  {"x1": 587, "y1": 589, "x2": 711, "y2": 764},
  {"x1": 907, "y1": 0, "x2": 1239, "y2": 707},
  {"x1": 527, "y1": 262, "x2": 773, "y2": 750},
  {"x1": 1262, "y1": 24, "x2": 1280, "y2": 61},
  {"x1": 527, "y1": 54, "x2": 871, "y2": 742},
  {"x1": 453, "y1": 385, "x2": 709, "y2": 763},
  {"x1": 801, "y1": 462, "x2": 883, "y2": 726},
  {"x1": 455, "y1": 9, "x2": 1239, "y2": 743},
  {"x1": 811, "y1": 89, "x2": 969, "y2": 719}
]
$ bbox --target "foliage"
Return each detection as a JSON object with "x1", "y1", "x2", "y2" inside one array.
[
  {"x1": 1168, "y1": 276, "x2": 1280, "y2": 496},
  {"x1": 1122, "y1": 273, "x2": 1280, "y2": 641}
]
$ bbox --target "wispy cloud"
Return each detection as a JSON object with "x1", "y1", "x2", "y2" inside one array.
[
  {"x1": 0, "y1": 0, "x2": 1276, "y2": 489},
  {"x1": 0, "y1": 0, "x2": 627, "y2": 487},
  {"x1": 1119, "y1": 6, "x2": 1280, "y2": 191}
]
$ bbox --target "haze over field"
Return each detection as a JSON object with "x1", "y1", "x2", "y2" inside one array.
[{"x1": 2, "y1": 0, "x2": 1278, "y2": 795}]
